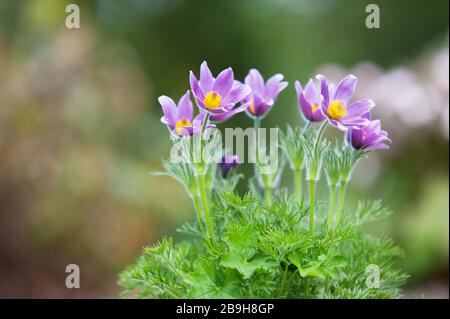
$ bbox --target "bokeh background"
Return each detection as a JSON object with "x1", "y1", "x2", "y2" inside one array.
[{"x1": 0, "y1": 0, "x2": 448, "y2": 298}]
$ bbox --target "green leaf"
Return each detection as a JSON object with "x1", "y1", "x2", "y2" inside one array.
[
  {"x1": 288, "y1": 252, "x2": 327, "y2": 279},
  {"x1": 221, "y1": 253, "x2": 277, "y2": 279},
  {"x1": 327, "y1": 255, "x2": 347, "y2": 268},
  {"x1": 185, "y1": 260, "x2": 241, "y2": 298},
  {"x1": 225, "y1": 224, "x2": 257, "y2": 252},
  {"x1": 323, "y1": 255, "x2": 347, "y2": 279}
]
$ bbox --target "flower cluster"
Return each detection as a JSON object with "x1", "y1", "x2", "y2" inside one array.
[
  {"x1": 159, "y1": 61, "x2": 287, "y2": 133},
  {"x1": 160, "y1": 62, "x2": 390, "y2": 151},
  {"x1": 296, "y1": 74, "x2": 391, "y2": 150},
  {"x1": 157, "y1": 61, "x2": 392, "y2": 235}
]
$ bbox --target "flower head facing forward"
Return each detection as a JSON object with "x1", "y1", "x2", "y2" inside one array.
[
  {"x1": 158, "y1": 90, "x2": 207, "y2": 136},
  {"x1": 295, "y1": 79, "x2": 326, "y2": 122},
  {"x1": 347, "y1": 113, "x2": 392, "y2": 151},
  {"x1": 190, "y1": 61, "x2": 251, "y2": 122},
  {"x1": 243, "y1": 69, "x2": 288, "y2": 118},
  {"x1": 317, "y1": 74, "x2": 374, "y2": 131},
  {"x1": 219, "y1": 155, "x2": 240, "y2": 177}
]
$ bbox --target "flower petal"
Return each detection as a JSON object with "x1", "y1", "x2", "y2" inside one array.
[
  {"x1": 299, "y1": 92, "x2": 313, "y2": 120},
  {"x1": 213, "y1": 67, "x2": 234, "y2": 96},
  {"x1": 368, "y1": 119, "x2": 381, "y2": 132},
  {"x1": 190, "y1": 71, "x2": 205, "y2": 99},
  {"x1": 245, "y1": 69, "x2": 265, "y2": 94},
  {"x1": 223, "y1": 84, "x2": 251, "y2": 105},
  {"x1": 340, "y1": 117, "x2": 370, "y2": 127},
  {"x1": 334, "y1": 74, "x2": 357, "y2": 102},
  {"x1": 158, "y1": 95, "x2": 177, "y2": 126},
  {"x1": 345, "y1": 99, "x2": 375, "y2": 118},
  {"x1": 210, "y1": 104, "x2": 247, "y2": 122},
  {"x1": 265, "y1": 73, "x2": 288, "y2": 101},
  {"x1": 177, "y1": 90, "x2": 194, "y2": 120},
  {"x1": 316, "y1": 74, "x2": 330, "y2": 106},
  {"x1": 304, "y1": 79, "x2": 317, "y2": 103},
  {"x1": 199, "y1": 61, "x2": 214, "y2": 93},
  {"x1": 365, "y1": 143, "x2": 390, "y2": 150}
]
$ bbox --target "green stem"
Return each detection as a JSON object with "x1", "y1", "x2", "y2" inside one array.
[
  {"x1": 303, "y1": 121, "x2": 311, "y2": 133},
  {"x1": 201, "y1": 113, "x2": 210, "y2": 135},
  {"x1": 315, "y1": 121, "x2": 328, "y2": 146},
  {"x1": 255, "y1": 117, "x2": 272, "y2": 203},
  {"x1": 324, "y1": 275, "x2": 330, "y2": 295},
  {"x1": 335, "y1": 180, "x2": 348, "y2": 227},
  {"x1": 194, "y1": 112, "x2": 214, "y2": 239},
  {"x1": 278, "y1": 263, "x2": 289, "y2": 297},
  {"x1": 192, "y1": 194, "x2": 204, "y2": 229},
  {"x1": 308, "y1": 179, "x2": 316, "y2": 234},
  {"x1": 327, "y1": 184, "x2": 337, "y2": 231},
  {"x1": 261, "y1": 173, "x2": 272, "y2": 203},
  {"x1": 197, "y1": 173, "x2": 214, "y2": 240},
  {"x1": 265, "y1": 185, "x2": 272, "y2": 203},
  {"x1": 254, "y1": 117, "x2": 261, "y2": 165},
  {"x1": 294, "y1": 168, "x2": 302, "y2": 204}
]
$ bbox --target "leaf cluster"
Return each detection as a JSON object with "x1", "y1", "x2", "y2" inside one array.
[{"x1": 119, "y1": 195, "x2": 406, "y2": 298}]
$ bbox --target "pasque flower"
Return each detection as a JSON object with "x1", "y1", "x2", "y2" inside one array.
[
  {"x1": 243, "y1": 69, "x2": 288, "y2": 118},
  {"x1": 295, "y1": 79, "x2": 326, "y2": 122},
  {"x1": 317, "y1": 74, "x2": 374, "y2": 131},
  {"x1": 158, "y1": 90, "x2": 207, "y2": 136},
  {"x1": 348, "y1": 113, "x2": 392, "y2": 150},
  {"x1": 219, "y1": 155, "x2": 240, "y2": 177},
  {"x1": 190, "y1": 61, "x2": 251, "y2": 122}
]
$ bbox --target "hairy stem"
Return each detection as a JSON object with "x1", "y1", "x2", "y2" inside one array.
[
  {"x1": 255, "y1": 117, "x2": 272, "y2": 203},
  {"x1": 254, "y1": 116, "x2": 261, "y2": 165},
  {"x1": 327, "y1": 184, "x2": 337, "y2": 231},
  {"x1": 308, "y1": 179, "x2": 316, "y2": 234},
  {"x1": 192, "y1": 194, "x2": 204, "y2": 230},
  {"x1": 278, "y1": 263, "x2": 289, "y2": 297},
  {"x1": 195, "y1": 112, "x2": 214, "y2": 239},
  {"x1": 265, "y1": 185, "x2": 272, "y2": 203},
  {"x1": 197, "y1": 173, "x2": 214, "y2": 240},
  {"x1": 315, "y1": 121, "x2": 328, "y2": 146},
  {"x1": 335, "y1": 180, "x2": 348, "y2": 226},
  {"x1": 294, "y1": 168, "x2": 302, "y2": 204}
]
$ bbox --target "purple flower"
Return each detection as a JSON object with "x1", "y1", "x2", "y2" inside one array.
[
  {"x1": 219, "y1": 155, "x2": 240, "y2": 177},
  {"x1": 317, "y1": 74, "x2": 374, "y2": 131},
  {"x1": 243, "y1": 69, "x2": 288, "y2": 118},
  {"x1": 158, "y1": 90, "x2": 207, "y2": 136},
  {"x1": 189, "y1": 61, "x2": 251, "y2": 122},
  {"x1": 295, "y1": 79, "x2": 326, "y2": 122},
  {"x1": 347, "y1": 113, "x2": 391, "y2": 150}
]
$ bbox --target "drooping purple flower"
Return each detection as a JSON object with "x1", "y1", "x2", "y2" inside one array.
[
  {"x1": 295, "y1": 79, "x2": 326, "y2": 122},
  {"x1": 189, "y1": 61, "x2": 251, "y2": 122},
  {"x1": 243, "y1": 69, "x2": 288, "y2": 118},
  {"x1": 317, "y1": 74, "x2": 374, "y2": 131},
  {"x1": 158, "y1": 90, "x2": 207, "y2": 136},
  {"x1": 347, "y1": 113, "x2": 391, "y2": 150},
  {"x1": 219, "y1": 155, "x2": 240, "y2": 178}
]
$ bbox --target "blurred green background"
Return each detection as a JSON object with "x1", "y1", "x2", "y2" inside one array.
[{"x1": 0, "y1": 0, "x2": 448, "y2": 298}]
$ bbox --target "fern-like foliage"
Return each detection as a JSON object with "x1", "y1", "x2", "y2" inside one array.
[{"x1": 119, "y1": 195, "x2": 407, "y2": 299}]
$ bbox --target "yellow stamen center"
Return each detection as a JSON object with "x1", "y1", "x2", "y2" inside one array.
[
  {"x1": 327, "y1": 100, "x2": 347, "y2": 120},
  {"x1": 311, "y1": 103, "x2": 320, "y2": 113},
  {"x1": 175, "y1": 118, "x2": 192, "y2": 134},
  {"x1": 203, "y1": 91, "x2": 222, "y2": 109},
  {"x1": 249, "y1": 99, "x2": 256, "y2": 115}
]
